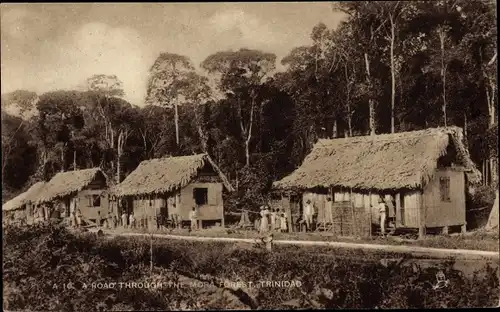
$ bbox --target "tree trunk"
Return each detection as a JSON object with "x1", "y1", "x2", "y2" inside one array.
[
  {"x1": 244, "y1": 96, "x2": 256, "y2": 167},
  {"x1": 332, "y1": 119, "x2": 338, "y2": 138},
  {"x1": 390, "y1": 14, "x2": 396, "y2": 133},
  {"x1": 439, "y1": 28, "x2": 447, "y2": 127},
  {"x1": 116, "y1": 130, "x2": 126, "y2": 184},
  {"x1": 463, "y1": 111, "x2": 468, "y2": 147},
  {"x1": 174, "y1": 100, "x2": 180, "y2": 146},
  {"x1": 73, "y1": 150, "x2": 77, "y2": 171},
  {"x1": 364, "y1": 52, "x2": 376, "y2": 136},
  {"x1": 60, "y1": 144, "x2": 65, "y2": 172}
]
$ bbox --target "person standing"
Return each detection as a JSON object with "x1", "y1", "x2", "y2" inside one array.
[
  {"x1": 121, "y1": 211, "x2": 128, "y2": 228},
  {"x1": 76, "y1": 209, "x2": 82, "y2": 228},
  {"x1": 377, "y1": 197, "x2": 387, "y2": 236},
  {"x1": 129, "y1": 212, "x2": 136, "y2": 229},
  {"x1": 303, "y1": 199, "x2": 314, "y2": 231},
  {"x1": 280, "y1": 211, "x2": 288, "y2": 233},
  {"x1": 189, "y1": 207, "x2": 198, "y2": 231},
  {"x1": 270, "y1": 208, "x2": 277, "y2": 232},
  {"x1": 259, "y1": 206, "x2": 269, "y2": 234},
  {"x1": 325, "y1": 196, "x2": 333, "y2": 224}
]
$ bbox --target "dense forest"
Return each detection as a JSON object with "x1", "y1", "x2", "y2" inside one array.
[{"x1": 1, "y1": 1, "x2": 497, "y2": 211}]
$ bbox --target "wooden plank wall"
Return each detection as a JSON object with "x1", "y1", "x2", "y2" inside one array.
[
  {"x1": 423, "y1": 168, "x2": 466, "y2": 227},
  {"x1": 77, "y1": 189, "x2": 109, "y2": 221},
  {"x1": 180, "y1": 182, "x2": 223, "y2": 221}
]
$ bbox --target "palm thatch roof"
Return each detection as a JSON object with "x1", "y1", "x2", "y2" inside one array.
[
  {"x1": 113, "y1": 153, "x2": 234, "y2": 197},
  {"x1": 35, "y1": 168, "x2": 107, "y2": 204},
  {"x1": 2, "y1": 182, "x2": 46, "y2": 211},
  {"x1": 273, "y1": 127, "x2": 481, "y2": 192}
]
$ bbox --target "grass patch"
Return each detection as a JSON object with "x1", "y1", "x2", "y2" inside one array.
[{"x1": 3, "y1": 222, "x2": 499, "y2": 310}]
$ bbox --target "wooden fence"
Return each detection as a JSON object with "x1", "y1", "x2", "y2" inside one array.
[{"x1": 330, "y1": 201, "x2": 371, "y2": 237}]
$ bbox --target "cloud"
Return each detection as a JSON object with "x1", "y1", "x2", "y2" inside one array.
[
  {"x1": 3, "y1": 21, "x2": 154, "y2": 106},
  {"x1": 207, "y1": 9, "x2": 279, "y2": 48},
  {"x1": 1, "y1": 6, "x2": 50, "y2": 41}
]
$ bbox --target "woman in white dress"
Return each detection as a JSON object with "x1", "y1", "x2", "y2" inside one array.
[
  {"x1": 259, "y1": 206, "x2": 269, "y2": 234},
  {"x1": 280, "y1": 212, "x2": 287, "y2": 232}
]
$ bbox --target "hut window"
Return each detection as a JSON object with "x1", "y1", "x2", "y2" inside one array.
[
  {"x1": 439, "y1": 177, "x2": 451, "y2": 202},
  {"x1": 89, "y1": 195, "x2": 101, "y2": 207},
  {"x1": 193, "y1": 188, "x2": 208, "y2": 205}
]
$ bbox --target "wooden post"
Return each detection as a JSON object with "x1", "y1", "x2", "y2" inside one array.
[
  {"x1": 221, "y1": 190, "x2": 225, "y2": 228},
  {"x1": 395, "y1": 193, "x2": 401, "y2": 227},
  {"x1": 287, "y1": 193, "x2": 293, "y2": 233},
  {"x1": 350, "y1": 188, "x2": 355, "y2": 236},
  {"x1": 368, "y1": 191, "x2": 372, "y2": 238},
  {"x1": 418, "y1": 192, "x2": 426, "y2": 239}
]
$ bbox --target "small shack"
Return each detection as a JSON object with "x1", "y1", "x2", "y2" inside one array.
[
  {"x1": 34, "y1": 168, "x2": 110, "y2": 224},
  {"x1": 112, "y1": 153, "x2": 233, "y2": 229},
  {"x1": 2, "y1": 181, "x2": 46, "y2": 225},
  {"x1": 273, "y1": 127, "x2": 481, "y2": 238}
]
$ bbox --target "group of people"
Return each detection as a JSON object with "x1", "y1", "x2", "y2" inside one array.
[{"x1": 256, "y1": 205, "x2": 288, "y2": 233}]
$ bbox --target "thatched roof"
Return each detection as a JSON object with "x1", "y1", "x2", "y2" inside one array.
[
  {"x1": 35, "y1": 168, "x2": 107, "y2": 204},
  {"x1": 2, "y1": 182, "x2": 46, "y2": 211},
  {"x1": 113, "y1": 153, "x2": 233, "y2": 197},
  {"x1": 273, "y1": 127, "x2": 481, "y2": 192}
]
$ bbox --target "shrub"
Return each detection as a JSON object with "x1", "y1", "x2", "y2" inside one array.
[{"x1": 3, "y1": 223, "x2": 499, "y2": 310}]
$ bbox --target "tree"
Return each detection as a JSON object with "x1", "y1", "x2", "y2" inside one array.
[
  {"x1": 32, "y1": 91, "x2": 85, "y2": 180},
  {"x1": 334, "y1": 1, "x2": 388, "y2": 135},
  {"x1": 145, "y1": 53, "x2": 196, "y2": 147},
  {"x1": 1, "y1": 112, "x2": 37, "y2": 192},
  {"x1": 1, "y1": 90, "x2": 39, "y2": 120},
  {"x1": 86, "y1": 74, "x2": 134, "y2": 184},
  {"x1": 201, "y1": 49, "x2": 277, "y2": 167}
]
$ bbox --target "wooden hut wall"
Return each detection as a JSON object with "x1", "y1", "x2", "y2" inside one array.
[
  {"x1": 423, "y1": 168, "x2": 466, "y2": 227},
  {"x1": 402, "y1": 191, "x2": 422, "y2": 228},
  {"x1": 77, "y1": 189, "x2": 110, "y2": 221},
  {"x1": 180, "y1": 182, "x2": 223, "y2": 221}
]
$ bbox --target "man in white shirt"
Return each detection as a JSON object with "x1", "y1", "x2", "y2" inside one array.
[
  {"x1": 303, "y1": 199, "x2": 314, "y2": 231},
  {"x1": 377, "y1": 197, "x2": 387, "y2": 235}
]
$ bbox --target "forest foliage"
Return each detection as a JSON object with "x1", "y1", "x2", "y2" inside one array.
[{"x1": 1, "y1": 0, "x2": 497, "y2": 211}]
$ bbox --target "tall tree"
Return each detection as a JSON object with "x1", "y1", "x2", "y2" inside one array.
[
  {"x1": 145, "y1": 53, "x2": 196, "y2": 148},
  {"x1": 334, "y1": 1, "x2": 387, "y2": 135},
  {"x1": 201, "y1": 49, "x2": 277, "y2": 167},
  {"x1": 86, "y1": 74, "x2": 133, "y2": 183}
]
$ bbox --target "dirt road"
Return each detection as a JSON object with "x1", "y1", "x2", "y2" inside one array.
[{"x1": 103, "y1": 230, "x2": 499, "y2": 260}]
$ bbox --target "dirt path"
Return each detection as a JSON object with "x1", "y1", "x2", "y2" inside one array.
[{"x1": 103, "y1": 230, "x2": 499, "y2": 260}]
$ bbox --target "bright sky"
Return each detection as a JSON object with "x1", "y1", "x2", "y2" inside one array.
[{"x1": 1, "y1": 3, "x2": 345, "y2": 106}]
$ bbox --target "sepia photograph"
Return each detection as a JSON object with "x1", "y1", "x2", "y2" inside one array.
[{"x1": 1, "y1": 1, "x2": 499, "y2": 310}]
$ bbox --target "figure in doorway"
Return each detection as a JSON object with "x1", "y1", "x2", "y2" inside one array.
[
  {"x1": 129, "y1": 212, "x2": 136, "y2": 229},
  {"x1": 121, "y1": 211, "x2": 128, "y2": 228},
  {"x1": 303, "y1": 199, "x2": 314, "y2": 231}
]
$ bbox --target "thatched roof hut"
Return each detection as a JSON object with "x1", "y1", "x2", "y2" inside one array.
[
  {"x1": 273, "y1": 127, "x2": 481, "y2": 192},
  {"x1": 112, "y1": 153, "x2": 233, "y2": 197},
  {"x1": 35, "y1": 168, "x2": 107, "y2": 204},
  {"x1": 2, "y1": 182, "x2": 46, "y2": 212}
]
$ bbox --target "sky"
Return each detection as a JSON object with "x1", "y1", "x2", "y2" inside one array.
[{"x1": 1, "y1": 3, "x2": 345, "y2": 106}]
